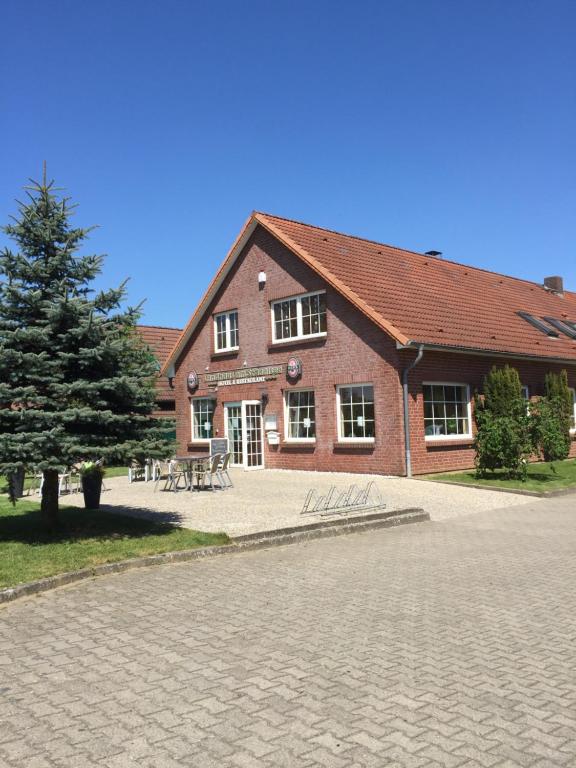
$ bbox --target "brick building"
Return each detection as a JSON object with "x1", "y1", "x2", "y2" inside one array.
[
  {"x1": 162, "y1": 213, "x2": 576, "y2": 475},
  {"x1": 136, "y1": 325, "x2": 181, "y2": 418}
]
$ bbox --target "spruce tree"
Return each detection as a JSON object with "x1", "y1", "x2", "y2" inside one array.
[{"x1": 0, "y1": 172, "x2": 173, "y2": 528}]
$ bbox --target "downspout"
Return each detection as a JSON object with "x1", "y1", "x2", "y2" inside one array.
[{"x1": 402, "y1": 344, "x2": 424, "y2": 478}]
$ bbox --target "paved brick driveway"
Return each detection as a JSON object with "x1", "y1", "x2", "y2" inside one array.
[{"x1": 1, "y1": 496, "x2": 576, "y2": 767}]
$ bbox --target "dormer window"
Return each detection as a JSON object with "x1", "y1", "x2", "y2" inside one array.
[
  {"x1": 271, "y1": 291, "x2": 327, "y2": 343},
  {"x1": 214, "y1": 310, "x2": 239, "y2": 352}
]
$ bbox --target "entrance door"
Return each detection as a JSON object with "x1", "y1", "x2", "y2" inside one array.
[
  {"x1": 225, "y1": 403, "x2": 243, "y2": 466},
  {"x1": 244, "y1": 402, "x2": 263, "y2": 469},
  {"x1": 224, "y1": 401, "x2": 264, "y2": 469}
]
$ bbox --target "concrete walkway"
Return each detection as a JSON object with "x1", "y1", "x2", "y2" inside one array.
[
  {"x1": 1, "y1": 496, "x2": 575, "y2": 766},
  {"x1": 64, "y1": 469, "x2": 535, "y2": 537}
]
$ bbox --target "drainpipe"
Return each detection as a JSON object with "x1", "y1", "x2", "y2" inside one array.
[{"x1": 402, "y1": 344, "x2": 424, "y2": 478}]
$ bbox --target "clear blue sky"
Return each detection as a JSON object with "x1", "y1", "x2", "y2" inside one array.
[{"x1": 2, "y1": 0, "x2": 575, "y2": 329}]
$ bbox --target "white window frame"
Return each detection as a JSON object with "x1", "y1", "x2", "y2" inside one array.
[
  {"x1": 213, "y1": 310, "x2": 239, "y2": 353},
  {"x1": 423, "y1": 382, "x2": 472, "y2": 442},
  {"x1": 570, "y1": 388, "x2": 576, "y2": 434},
  {"x1": 521, "y1": 385, "x2": 531, "y2": 414},
  {"x1": 284, "y1": 388, "x2": 316, "y2": 442},
  {"x1": 270, "y1": 290, "x2": 327, "y2": 344},
  {"x1": 191, "y1": 397, "x2": 215, "y2": 443},
  {"x1": 336, "y1": 383, "x2": 375, "y2": 443}
]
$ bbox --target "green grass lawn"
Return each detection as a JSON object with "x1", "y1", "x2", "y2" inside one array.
[
  {"x1": 424, "y1": 458, "x2": 576, "y2": 492},
  {"x1": 0, "y1": 495, "x2": 229, "y2": 589}
]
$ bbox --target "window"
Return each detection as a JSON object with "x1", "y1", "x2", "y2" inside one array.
[
  {"x1": 521, "y1": 385, "x2": 531, "y2": 414},
  {"x1": 571, "y1": 389, "x2": 576, "y2": 432},
  {"x1": 337, "y1": 384, "x2": 375, "y2": 441},
  {"x1": 285, "y1": 390, "x2": 316, "y2": 440},
  {"x1": 517, "y1": 312, "x2": 559, "y2": 337},
  {"x1": 423, "y1": 383, "x2": 471, "y2": 440},
  {"x1": 214, "y1": 310, "x2": 239, "y2": 352},
  {"x1": 272, "y1": 291, "x2": 326, "y2": 342},
  {"x1": 191, "y1": 398, "x2": 215, "y2": 441}
]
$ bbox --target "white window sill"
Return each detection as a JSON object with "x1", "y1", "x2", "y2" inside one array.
[
  {"x1": 425, "y1": 434, "x2": 473, "y2": 442},
  {"x1": 271, "y1": 333, "x2": 327, "y2": 346},
  {"x1": 214, "y1": 347, "x2": 239, "y2": 354},
  {"x1": 336, "y1": 439, "x2": 375, "y2": 444},
  {"x1": 191, "y1": 438, "x2": 210, "y2": 444},
  {"x1": 284, "y1": 438, "x2": 316, "y2": 444}
]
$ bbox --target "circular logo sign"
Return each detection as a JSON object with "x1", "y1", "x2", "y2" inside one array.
[
  {"x1": 286, "y1": 357, "x2": 302, "y2": 380},
  {"x1": 187, "y1": 370, "x2": 199, "y2": 391}
]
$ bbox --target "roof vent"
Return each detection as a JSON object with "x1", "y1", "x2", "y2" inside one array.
[
  {"x1": 425, "y1": 250, "x2": 442, "y2": 259},
  {"x1": 544, "y1": 275, "x2": 564, "y2": 295}
]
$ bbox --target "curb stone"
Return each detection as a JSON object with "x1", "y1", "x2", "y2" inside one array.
[
  {"x1": 419, "y1": 478, "x2": 576, "y2": 498},
  {"x1": 0, "y1": 507, "x2": 429, "y2": 606}
]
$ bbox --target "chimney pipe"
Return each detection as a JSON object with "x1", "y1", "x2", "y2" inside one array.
[{"x1": 544, "y1": 276, "x2": 564, "y2": 295}]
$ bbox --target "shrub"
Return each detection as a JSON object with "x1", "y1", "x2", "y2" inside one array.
[
  {"x1": 534, "y1": 370, "x2": 572, "y2": 468},
  {"x1": 474, "y1": 365, "x2": 533, "y2": 480}
]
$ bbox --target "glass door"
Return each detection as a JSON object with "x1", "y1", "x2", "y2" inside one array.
[
  {"x1": 225, "y1": 403, "x2": 243, "y2": 467},
  {"x1": 244, "y1": 402, "x2": 263, "y2": 469},
  {"x1": 224, "y1": 401, "x2": 264, "y2": 469}
]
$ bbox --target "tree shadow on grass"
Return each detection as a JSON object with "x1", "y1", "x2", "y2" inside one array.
[{"x1": 0, "y1": 503, "x2": 181, "y2": 545}]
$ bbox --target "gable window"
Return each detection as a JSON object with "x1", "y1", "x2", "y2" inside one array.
[
  {"x1": 423, "y1": 383, "x2": 472, "y2": 440},
  {"x1": 285, "y1": 390, "x2": 316, "y2": 441},
  {"x1": 191, "y1": 398, "x2": 215, "y2": 441},
  {"x1": 214, "y1": 310, "x2": 239, "y2": 352},
  {"x1": 272, "y1": 291, "x2": 326, "y2": 343},
  {"x1": 337, "y1": 384, "x2": 375, "y2": 441}
]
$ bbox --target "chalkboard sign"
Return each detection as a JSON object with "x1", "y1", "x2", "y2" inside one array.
[{"x1": 210, "y1": 437, "x2": 229, "y2": 456}]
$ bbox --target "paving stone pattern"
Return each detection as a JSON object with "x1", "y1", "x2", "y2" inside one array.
[{"x1": 1, "y1": 497, "x2": 576, "y2": 767}]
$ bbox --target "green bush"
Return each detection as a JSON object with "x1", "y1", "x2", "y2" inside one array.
[
  {"x1": 534, "y1": 371, "x2": 572, "y2": 468},
  {"x1": 474, "y1": 366, "x2": 533, "y2": 480}
]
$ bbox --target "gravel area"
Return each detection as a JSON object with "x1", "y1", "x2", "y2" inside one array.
[{"x1": 63, "y1": 469, "x2": 535, "y2": 537}]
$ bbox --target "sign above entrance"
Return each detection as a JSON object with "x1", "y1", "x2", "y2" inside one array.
[
  {"x1": 187, "y1": 370, "x2": 199, "y2": 391},
  {"x1": 286, "y1": 357, "x2": 302, "y2": 381},
  {"x1": 205, "y1": 364, "x2": 282, "y2": 388}
]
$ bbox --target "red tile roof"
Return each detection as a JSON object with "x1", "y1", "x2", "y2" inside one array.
[
  {"x1": 162, "y1": 213, "x2": 576, "y2": 373},
  {"x1": 136, "y1": 325, "x2": 181, "y2": 400},
  {"x1": 257, "y1": 213, "x2": 576, "y2": 362}
]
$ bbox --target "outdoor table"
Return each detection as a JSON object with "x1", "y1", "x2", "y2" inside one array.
[{"x1": 175, "y1": 455, "x2": 209, "y2": 491}]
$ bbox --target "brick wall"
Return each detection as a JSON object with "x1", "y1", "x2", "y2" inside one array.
[{"x1": 401, "y1": 349, "x2": 576, "y2": 474}]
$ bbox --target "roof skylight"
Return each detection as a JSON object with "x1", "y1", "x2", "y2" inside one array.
[
  {"x1": 542, "y1": 317, "x2": 576, "y2": 340},
  {"x1": 517, "y1": 312, "x2": 560, "y2": 337}
]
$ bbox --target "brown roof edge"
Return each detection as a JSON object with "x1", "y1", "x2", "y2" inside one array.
[
  {"x1": 254, "y1": 213, "x2": 410, "y2": 346},
  {"x1": 398, "y1": 340, "x2": 576, "y2": 366}
]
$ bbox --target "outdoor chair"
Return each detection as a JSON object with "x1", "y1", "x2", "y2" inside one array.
[
  {"x1": 160, "y1": 460, "x2": 188, "y2": 492},
  {"x1": 198, "y1": 453, "x2": 223, "y2": 491},
  {"x1": 37, "y1": 470, "x2": 75, "y2": 497},
  {"x1": 216, "y1": 452, "x2": 233, "y2": 489},
  {"x1": 153, "y1": 460, "x2": 172, "y2": 491},
  {"x1": 128, "y1": 460, "x2": 146, "y2": 483}
]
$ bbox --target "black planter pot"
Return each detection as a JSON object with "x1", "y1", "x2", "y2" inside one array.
[
  {"x1": 8, "y1": 466, "x2": 25, "y2": 498},
  {"x1": 82, "y1": 474, "x2": 103, "y2": 510}
]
